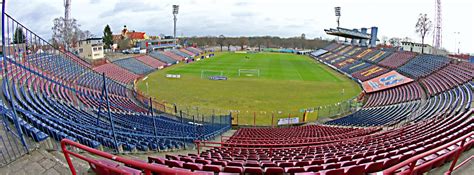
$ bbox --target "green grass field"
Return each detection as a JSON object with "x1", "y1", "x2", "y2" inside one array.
[{"x1": 137, "y1": 52, "x2": 361, "y2": 125}]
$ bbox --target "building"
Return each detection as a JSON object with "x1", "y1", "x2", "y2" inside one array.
[
  {"x1": 400, "y1": 41, "x2": 433, "y2": 54},
  {"x1": 76, "y1": 38, "x2": 104, "y2": 60},
  {"x1": 113, "y1": 25, "x2": 149, "y2": 50},
  {"x1": 137, "y1": 38, "x2": 177, "y2": 51}
]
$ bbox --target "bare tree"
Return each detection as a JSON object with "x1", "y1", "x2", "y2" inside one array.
[
  {"x1": 415, "y1": 13, "x2": 432, "y2": 54},
  {"x1": 238, "y1": 37, "x2": 249, "y2": 50},
  {"x1": 388, "y1": 37, "x2": 402, "y2": 47},
  {"x1": 52, "y1": 17, "x2": 90, "y2": 50},
  {"x1": 217, "y1": 35, "x2": 225, "y2": 51}
]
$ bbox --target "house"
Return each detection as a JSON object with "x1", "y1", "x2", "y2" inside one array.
[
  {"x1": 76, "y1": 38, "x2": 104, "y2": 60},
  {"x1": 112, "y1": 25, "x2": 149, "y2": 50}
]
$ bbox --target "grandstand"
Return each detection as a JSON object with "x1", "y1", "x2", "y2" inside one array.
[
  {"x1": 0, "y1": 2, "x2": 473, "y2": 175},
  {"x1": 47, "y1": 43, "x2": 472, "y2": 175},
  {"x1": 113, "y1": 57, "x2": 156, "y2": 75}
]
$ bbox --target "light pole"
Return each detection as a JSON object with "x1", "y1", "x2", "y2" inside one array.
[
  {"x1": 173, "y1": 5, "x2": 179, "y2": 44},
  {"x1": 334, "y1": 7, "x2": 341, "y2": 28},
  {"x1": 146, "y1": 82, "x2": 149, "y2": 95},
  {"x1": 453, "y1": 32, "x2": 460, "y2": 54}
]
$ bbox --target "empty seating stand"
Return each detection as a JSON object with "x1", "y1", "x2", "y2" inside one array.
[
  {"x1": 378, "y1": 51, "x2": 417, "y2": 69},
  {"x1": 420, "y1": 63, "x2": 474, "y2": 96},
  {"x1": 93, "y1": 63, "x2": 140, "y2": 84},
  {"x1": 113, "y1": 57, "x2": 156, "y2": 75},
  {"x1": 134, "y1": 55, "x2": 167, "y2": 69},
  {"x1": 364, "y1": 82, "x2": 423, "y2": 107},
  {"x1": 149, "y1": 51, "x2": 178, "y2": 65},
  {"x1": 398, "y1": 54, "x2": 450, "y2": 79},
  {"x1": 66, "y1": 92, "x2": 472, "y2": 175},
  {"x1": 351, "y1": 65, "x2": 389, "y2": 82}
]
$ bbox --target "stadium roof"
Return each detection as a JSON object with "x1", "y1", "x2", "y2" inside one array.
[{"x1": 324, "y1": 27, "x2": 371, "y2": 39}]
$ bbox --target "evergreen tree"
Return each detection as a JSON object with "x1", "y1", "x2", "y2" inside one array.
[
  {"x1": 103, "y1": 25, "x2": 113, "y2": 49},
  {"x1": 13, "y1": 27, "x2": 26, "y2": 44}
]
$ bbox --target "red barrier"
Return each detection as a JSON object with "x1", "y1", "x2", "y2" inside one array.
[
  {"x1": 61, "y1": 139, "x2": 198, "y2": 175},
  {"x1": 383, "y1": 131, "x2": 473, "y2": 175}
]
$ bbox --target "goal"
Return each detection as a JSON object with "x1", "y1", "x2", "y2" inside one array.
[
  {"x1": 238, "y1": 69, "x2": 260, "y2": 77},
  {"x1": 201, "y1": 70, "x2": 224, "y2": 79}
]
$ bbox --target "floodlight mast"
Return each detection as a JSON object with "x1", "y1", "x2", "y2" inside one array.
[
  {"x1": 173, "y1": 5, "x2": 179, "y2": 44},
  {"x1": 335, "y1": 7, "x2": 341, "y2": 28}
]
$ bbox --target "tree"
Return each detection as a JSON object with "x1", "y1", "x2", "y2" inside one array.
[
  {"x1": 51, "y1": 17, "x2": 87, "y2": 49},
  {"x1": 415, "y1": 13, "x2": 432, "y2": 54},
  {"x1": 238, "y1": 37, "x2": 249, "y2": 50},
  {"x1": 217, "y1": 35, "x2": 225, "y2": 51},
  {"x1": 103, "y1": 25, "x2": 113, "y2": 49},
  {"x1": 13, "y1": 27, "x2": 26, "y2": 44},
  {"x1": 389, "y1": 37, "x2": 402, "y2": 47}
]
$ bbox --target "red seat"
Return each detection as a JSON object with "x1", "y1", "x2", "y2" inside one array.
[
  {"x1": 305, "y1": 165, "x2": 323, "y2": 172},
  {"x1": 195, "y1": 159, "x2": 211, "y2": 165},
  {"x1": 341, "y1": 161, "x2": 356, "y2": 167},
  {"x1": 295, "y1": 173, "x2": 319, "y2": 175},
  {"x1": 194, "y1": 170, "x2": 214, "y2": 175},
  {"x1": 265, "y1": 167, "x2": 285, "y2": 175},
  {"x1": 338, "y1": 156, "x2": 351, "y2": 162},
  {"x1": 311, "y1": 160, "x2": 324, "y2": 165},
  {"x1": 223, "y1": 166, "x2": 244, "y2": 174},
  {"x1": 183, "y1": 162, "x2": 203, "y2": 171},
  {"x1": 165, "y1": 160, "x2": 184, "y2": 168},
  {"x1": 285, "y1": 167, "x2": 305, "y2": 173},
  {"x1": 323, "y1": 168, "x2": 344, "y2": 175},
  {"x1": 148, "y1": 156, "x2": 166, "y2": 164},
  {"x1": 246, "y1": 161, "x2": 261, "y2": 167},
  {"x1": 203, "y1": 165, "x2": 222, "y2": 173},
  {"x1": 212, "y1": 161, "x2": 228, "y2": 167},
  {"x1": 324, "y1": 163, "x2": 341, "y2": 170},
  {"x1": 325, "y1": 158, "x2": 338, "y2": 164},
  {"x1": 180, "y1": 157, "x2": 195, "y2": 163},
  {"x1": 228, "y1": 161, "x2": 244, "y2": 167},
  {"x1": 412, "y1": 162, "x2": 433, "y2": 175},
  {"x1": 356, "y1": 158, "x2": 370, "y2": 164},
  {"x1": 383, "y1": 158, "x2": 399, "y2": 169},
  {"x1": 244, "y1": 167, "x2": 264, "y2": 175},
  {"x1": 344, "y1": 165, "x2": 365, "y2": 175},
  {"x1": 262, "y1": 162, "x2": 278, "y2": 168},
  {"x1": 365, "y1": 161, "x2": 384, "y2": 173},
  {"x1": 431, "y1": 156, "x2": 446, "y2": 168},
  {"x1": 295, "y1": 161, "x2": 311, "y2": 167},
  {"x1": 89, "y1": 160, "x2": 125, "y2": 175},
  {"x1": 278, "y1": 162, "x2": 295, "y2": 168},
  {"x1": 166, "y1": 154, "x2": 179, "y2": 160}
]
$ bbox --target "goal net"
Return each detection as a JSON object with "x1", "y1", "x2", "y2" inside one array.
[
  {"x1": 201, "y1": 70, "x2": 224, "y2": 79},
  {"x1": 238, "y1": 69, "x2": 260, "y2": 77}
]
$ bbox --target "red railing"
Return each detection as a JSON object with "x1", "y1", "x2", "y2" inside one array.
[
  {"x1": 61, "y1": 139, "x2": 199, "y2": 175},
  {"x1": 383, "y1": 131, "x2": 473, "y2": 175}
]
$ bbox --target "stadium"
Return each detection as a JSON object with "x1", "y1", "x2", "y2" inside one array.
[{"x1": 0, "y1": 0, "x2": 473, "y2": 175}]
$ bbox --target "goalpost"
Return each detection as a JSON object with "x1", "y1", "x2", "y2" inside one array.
[
  {"x1": 201, "y1": 70, "x2": 224, "y2": 79},
  {"x1": 238, "y1": 69, "x2": 260, "y2": 77}
]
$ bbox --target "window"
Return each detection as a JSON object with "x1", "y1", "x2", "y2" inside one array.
[{"x1": 79, "y1": 48, "x2": 83, "y2": 53}]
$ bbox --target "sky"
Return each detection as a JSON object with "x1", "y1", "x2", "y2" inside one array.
[{"x1": 4, "y1": 0, "x2": 473, "y2": 53}]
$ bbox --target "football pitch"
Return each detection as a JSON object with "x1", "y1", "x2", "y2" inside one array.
[{"x1": 137, "y1": 52, "x2": 361, "y2": 125}]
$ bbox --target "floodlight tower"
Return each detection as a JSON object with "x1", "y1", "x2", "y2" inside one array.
[
  {"x1": 334, "y1": 7, "x2": 341, "y2": 28},
  {"x1": 64, "y1": 0, "x2": 71, "y2": 49},
  {"x1": 64, "y1": 0, "x2": 71, "y2": 22},
  {"x1": 172, "y1": 5, "x2": 179, "y2": 41},
  {"x1": 433, "y1": 0, "x2": 442, "y2": 50}
]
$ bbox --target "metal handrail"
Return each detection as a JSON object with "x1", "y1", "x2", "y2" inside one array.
[{"x1": 61, "y1": 139, "x2": 198, "y2": 175}]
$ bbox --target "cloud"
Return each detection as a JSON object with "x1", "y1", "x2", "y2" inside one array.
[
  {"x1": 231, "y1": 11, "x2": 256, "y2": 18},
  {"x1": 4, "y1": 0, "x2": 473, "y2": 53},
  {"x1": 99, "y1": 1, "x2": 162, "y2": 18}
]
